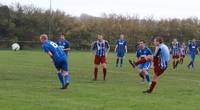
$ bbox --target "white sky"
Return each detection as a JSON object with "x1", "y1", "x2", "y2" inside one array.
[{"x1": 1, "y1": 0, "x2": 200, "y2": 19}]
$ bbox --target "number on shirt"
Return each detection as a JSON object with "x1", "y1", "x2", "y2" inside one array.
[{"x1": 50, "y1": 41, "x2": 58, "y2": 48}]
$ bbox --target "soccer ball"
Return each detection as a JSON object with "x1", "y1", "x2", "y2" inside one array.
[{"x1": 11, "y1": 43, "x2": 20, "y2": 51}]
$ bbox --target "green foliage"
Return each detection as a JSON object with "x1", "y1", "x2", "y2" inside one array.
[{"x1": 0, "y1": 3, "x2": 200, "y2": 51}]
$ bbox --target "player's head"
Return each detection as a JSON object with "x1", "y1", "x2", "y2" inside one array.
[
  {"x1": 120, "y1": 33, "x2": 124, "y2": 39},
  {"x1": 173, "y1": 38, "x2": 177, "y2": 42},
  {"x1": 192, "y1": 38, "x2": 196, "y2": 42},
  {"x1": 154, "y1": 36, "x2": 163, "y2": 46},
  {"x1": 60, "y1": 32, "x2": 65, "y2": 40},
  {"x1": 138, "y1": 40, "x2": 145, "y2": 49},
  {"x1": 97, "y1": 34, "x2": 103, "y2": 41},
  {"x1": 40, "y1": 34, "x2": 48, "y2": 43}
]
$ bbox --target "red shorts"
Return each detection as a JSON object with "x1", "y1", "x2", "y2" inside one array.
[
  {"x1": 172, "y1": 55, "x2": 179, "y2": 59},
  {"x1": 153, "y1": 57, "x2": 167, "y2": 77},
  {"x1": 94, "y1": 55, "x2": 107, "y2": 65},
  {"x1": 180, "y1": 55, "x2": 185, "y2": 58}
]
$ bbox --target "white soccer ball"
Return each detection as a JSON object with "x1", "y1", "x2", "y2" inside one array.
[{"x1": 11, "y1": 43, "x2": 20, "y2": 51}]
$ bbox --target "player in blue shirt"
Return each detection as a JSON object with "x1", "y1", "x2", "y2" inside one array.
[
  {"x1": 187, "y1": 38, "x2": 200, "y2": 69},
  {"x1": 40, "y1": 34, "x2": 70, "y2": 89},
  {"x1": 56, "y1": 32, "x2": 70, "y2": 56},
  {"x1": 114, "y1": 33, "x2": 128, "y2": 67},
  {"x1": 131, "y1": 40, "x2": 152, "y2": 84},
  {"x1": 129, "y1": 37, "x2": 170, "y2": 93}
]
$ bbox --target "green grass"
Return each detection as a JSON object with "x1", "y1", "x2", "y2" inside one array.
[{"x1": 0, "y1": 50, "x2": 200, "y2": 110}]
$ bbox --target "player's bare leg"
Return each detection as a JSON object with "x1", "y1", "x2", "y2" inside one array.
[{"x1": 129, "y1": 55, "x2": 153, "y2": 68}]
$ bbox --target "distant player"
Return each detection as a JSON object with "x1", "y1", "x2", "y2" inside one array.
[
  {"x1": 92, "y1": 34, "x2": 110, "y2": 80},
  {"x1": 129, "y1": 40, "x2": 152, "y2": 84},
  {"x1": 179, "y1": 43, "x2": 187, "y2": 64},
  {"x1": 114, "y1": 33, "x2": 128, "y2": 67},
  {"x1": 57, "y1": 32, "x2": 70, "y2": 56},
  {"x1": 40, "y1": 34, "x2": 70, "y2": 89},
  {"x1": 170, "y1": 38, "x2": 180, "y2": 69},
  {"x1": 187, "y1": 38, "x2": 200, "y2": 69},
  {"x1": 129, "y1": 36, "x2": 170, "y2": 93}
]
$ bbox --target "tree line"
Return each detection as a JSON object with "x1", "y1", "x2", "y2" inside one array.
[{"x1": 0, "y1": 3, "x2": 200, "y2": 51}]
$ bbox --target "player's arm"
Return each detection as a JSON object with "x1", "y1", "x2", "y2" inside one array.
[
  {"x1": 114, "y1": 45, "x2": 118, "y2": 52},
  {"x1": 91, "y1": 42, "x2": 97, "y2": 55},
  {"x1": 154, "y1": 47, "x2": 161, "y2": 58},
  {"x1": 105, "y1": 41, "x2": 110, "y2": 57},
  {"x1": 63, "y1": 41, "x2": 71, "y2": 51},
  {"x1": 125, "y1": 41, "x2": 128, "y2": 53}
]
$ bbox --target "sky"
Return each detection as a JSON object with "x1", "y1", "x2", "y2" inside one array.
[{"x1": 1, "y1": 0, "x2": 200, "y2": 19}]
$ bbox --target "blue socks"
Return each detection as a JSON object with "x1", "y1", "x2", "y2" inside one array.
[
  {"x1": 145, "y1": 74, "x2": 151, "y2": 83},
  {"x1": 120, "y1": 58, "x2": 123, "y2": 66},
  {"x1": 57, "y1": 73, "x2": 64, "y2": 87}
]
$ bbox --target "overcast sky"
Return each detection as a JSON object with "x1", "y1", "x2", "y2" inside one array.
[{"x1": 1, "y1": 0, "x2": 200, "y2": 19}]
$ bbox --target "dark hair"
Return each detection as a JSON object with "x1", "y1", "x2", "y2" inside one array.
[
  {"x1": 120, "y1": 32, "x2": 124, "y2": 35},
  {"x1": 138, "y1": 40, "x2": 145, "y2": 43},
  {"x1": 155, "y1": 36, "x2": 163, "y2": 43},
  {"x1": 61, "y1": 32, "x2": 65, "y2": 36}
]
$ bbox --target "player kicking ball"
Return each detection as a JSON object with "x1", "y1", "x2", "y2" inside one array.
[
  {"x1": 129, "y1": 40, "x2": 152, "y2": 85},
  {"x1": 40, "y1": 34, "x2": 70, "y2": 89},
  {"x1": 129, "y1": 37, "x2": 170, "y2": 93},
  {"x1": 92, "y1": 34, "x2": 110, "y2": 81},
  {"x1": 114, "y1": 33, "x2": 128, "y2": 67}
]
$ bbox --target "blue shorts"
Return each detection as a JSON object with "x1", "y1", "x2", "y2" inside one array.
[
  {"x1": 54, "y1": 59, "x2": 68, "y2": 71},
  {"x1": 117, "y1": 52, "x2": 125, "y2": 57},
  {"x1": 139, "y1": 62, "x2": 151, "y2": 70}
]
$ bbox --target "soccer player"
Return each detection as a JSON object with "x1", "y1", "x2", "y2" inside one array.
[
  {"x1": 114, "y1": 33, "x2": 128, "y2": 67},
  {"x1": 129, "y1": 36, "x2": 170, "y2": 93},
  {"x1": 92, "y1": 34, "x2": 110, "y2": 80},
  {"x1": 40, "y1": 34, "x2": 70, "y2": 89},
  {"x1": 187, "y1": 38, "x2": 200, "y2": 69},
  {"x1": 179, "y1": 43, "x2": 187, "y2": 64},
  {"x1": 57, "y1": 32, "x2": 70, "y2": 56},
  {"x1": 129, "y1": 40, "x2": 152, "y2": 84},
  {"x1": 170, "y1": 38, "x2": 180, "y2": 69}
]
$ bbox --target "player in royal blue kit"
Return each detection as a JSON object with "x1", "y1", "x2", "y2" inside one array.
[
  {"x1": 114, "y1": 33, "x2": 128, "y2": 67},
  {"x1": 129, "y1": 40, "x2": 152, "y2": 85},
  {"x1": 40, "y1": 34, "x2": 70, "y2": 89},
  {"x1": 57, "y1": 32, "x2": 70, "y2": 56},
  {"x1": 187, "y1": 38, "x2": 200, "y2": 69}
]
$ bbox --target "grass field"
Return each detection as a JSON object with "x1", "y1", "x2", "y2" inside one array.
[{"x1": 0, "y1": 50, "x2": 200, "y2": 110}]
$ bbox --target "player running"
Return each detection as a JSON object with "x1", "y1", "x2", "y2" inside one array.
[
  {"x1": 187, "y1": 38, "x2": 200, "y2": 69},
  {"x1": 57, "y1": 32, "x2": 70, "y2": 56},
  {"x1": 170, "y1": 38, "x2": 180, "y2": 69},
  {"x1": 129, "y1": 40, "x2": 152, "y2": 85},
  {"x1": 179, "y1": 43, "x2": 187, "y2": 64},
  {"x1": 114, "y1": 33, "x2": 128, "y2": 67},
  {"x1": 40, "y1": 34, "x2": 70, "y2": 89},
  {"x1": 92, "y1": 34, "x2": 110, "y2": 80},
  {"x1": 129, "y1": 36, "x2": 170, "y2": 93}
]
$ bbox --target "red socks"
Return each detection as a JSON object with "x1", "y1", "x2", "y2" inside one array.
[
  {"x1": 103, "y1": 68, "x2": 107, "y2": 80},
  {"x1": 149, "y1": 81, "x2": 157, "y2": 93},
  {"x1": 93, "y1": 68, "x2": 107, "y2": 80},
  {"x1": 94, "y1": 68, "x2": 98, "y2": 80}
]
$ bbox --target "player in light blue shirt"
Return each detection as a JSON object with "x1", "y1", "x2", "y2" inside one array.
[
  {"x1": 40, "y1": 34, "x2": 70, "y2": 89},
  {"x1": 114, "y1": 33, "x2": 127, "y2": 67}
]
